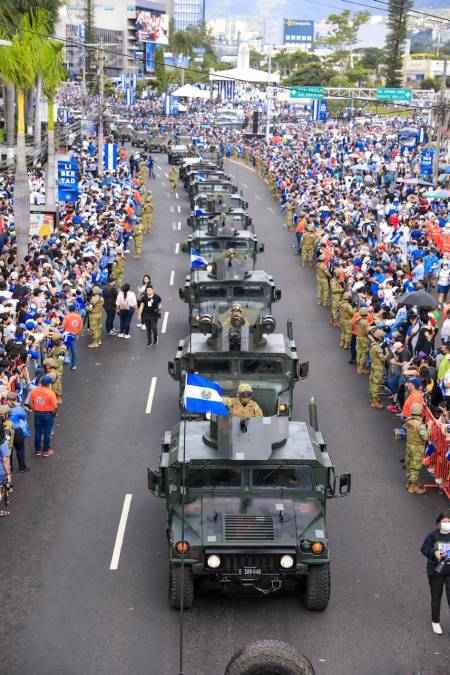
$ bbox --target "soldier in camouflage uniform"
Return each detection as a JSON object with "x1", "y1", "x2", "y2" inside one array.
[
  {"x1": 356, "y1": 307, "x2": 370, "y2": 374},
  {"x1": 368, "y1": 330, "x2": 387, "y2": 408},
  {"x1": 169, "y1": 166, "x2": 178, "y2": 191},
  {"x1": 133, "y1": 222, "x2": 144, "y2": 260},
  {"x1": 225, "y1": 383, "x2": 263, "y2": 417},
  {"x1": 301, "y1": 226, "x2": 317, "y2": 268},
  {"x1": 111, "y1": 247, "x2": 125, "y2": 288},
  {"x1": 47, "y1": 332, "x2": 67, "y2": 404},
  {"x1": 42, "y1": 358, "x2": 57, "y2": 388},
  {"x1": 403, "y1": 403, "x2": 428, "y2": 494},
  {"x1": 339, "y1": 292, "x2": 354, "y2": 349},
  {"x1": 143, "y1": 193, "x2": 153, "y2": 233},
  {"x1": 329, "y1": 270, "x2": 344, "y2": 326},
  {"x1": 286, "y1": 201, "x2": 295, "y2": 231},
  {"x1": 87, "y1": 286, "x2": 104, "y2": 348},
  {"x1": 316, "y1": 255, "x2": 331, "y2": 306}
]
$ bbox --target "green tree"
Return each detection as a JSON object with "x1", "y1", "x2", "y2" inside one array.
[
  {"x1": 356, "y1": 47, "x2": 387, "y2": 71},
  {"x1": 323, "y1": 9, "x2": 370, "y2": 71},
  {"x1": 154, "y1": 46, "x2": 167, "y2": 95},
  {"x1": 384, "y1": 0, "x2": 413, "y2": 87},
  {"x1": 421, "y1": 77, "x2": 440, "y2": 91},
  {"x1": 83, "y1": 0, "x2": 96, "y2": 88},
  {"x1": 249, "y1": 49, "x2": 263, "y2": 69},
  {"x1": 287, "y1": 62, "x2": 336, "y2": 87}
]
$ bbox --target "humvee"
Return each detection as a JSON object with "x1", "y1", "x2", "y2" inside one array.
[
  {"x1": 181, "y1": 160, "x2": 222, "y2": 186},
  {"x1": 188, "y1": 193, "x2": 251, "y2": 229},
  {"x1": 168, "y1": 144, "x2": 192, "y2": 165},
  {"x1": 180, "y1": 221, "x2": 263, "y2": 265},
  {"x1": 148, "y1": 404, "x2": 351, "y2": 610},
  {"x1": 168, "y1": 309, "x2": 307, "y2": 418},
  {"x1": 188, "y1": 209, "x2": 252, "y2": 231},
  {"x1": 190, "y1": 179, "x2": 237, "y2": 206}
]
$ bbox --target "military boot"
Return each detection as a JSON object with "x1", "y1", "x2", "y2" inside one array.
[
  {"x1": 372, "y1": 399, "x2": 384, "y2": 409},
  {"x1": 360, "y1": 367, "x2": 370, "y2": 375},
  {"x1": 408, "y1": 483, "x2": 426, "y2": 494},
  {"x1": 339, "y1": 340, "x2": 345, "y2": 348}
]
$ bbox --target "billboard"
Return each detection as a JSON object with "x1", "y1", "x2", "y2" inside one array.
[
  {"x1": 29, "y1": 211, "x2": 56, "y2": 238},
  {"x1": 135, "y1": 11, "x2": 169, "y2": 45},
  {"x1": 283, "y1": 19, "x2": 314, "y2": 46}
]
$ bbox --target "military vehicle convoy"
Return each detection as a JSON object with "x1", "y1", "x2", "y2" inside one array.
[
  {"x1": 148, "y1": 152, "x2": 351, "y2": 611},
  {"x1": 188, "y1": 193, "x2": 250, "y2": 229}
]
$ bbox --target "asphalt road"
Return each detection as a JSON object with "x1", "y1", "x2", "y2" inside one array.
[{"x1": 2, "y1": 154, "x2": 449, "y2": 675}]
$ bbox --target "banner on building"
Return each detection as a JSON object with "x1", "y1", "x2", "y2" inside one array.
[
  {"x1": 57, "y1": 159, "x2": 79, "y2": 202},
  {"x1": 135, "y1": 11, "x2": 169, "y2": 45},
  {"x1": 283, "y1": 19, "x2": 314, "y2": 47},
  {"x1": 29, "y1": 211, "x2": 56, "y2": 238},
  {"x1": 311, "y1": 99, "x2": 328, "y2": 122},
  {"x1": 420, "y1": 148, "x2": 435, "y2": 176}
]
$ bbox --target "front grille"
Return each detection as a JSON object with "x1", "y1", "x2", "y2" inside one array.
[
  {"x1": 221, "y1": 554, "x2": 279, "y2": 574},
  {"x1": 224, "y1": 515, "x2": 275, "y2": 541}
]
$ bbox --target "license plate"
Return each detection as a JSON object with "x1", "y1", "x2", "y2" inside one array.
[{"x1": 239, "y1": 567, "x2": 261, "y2": 576}]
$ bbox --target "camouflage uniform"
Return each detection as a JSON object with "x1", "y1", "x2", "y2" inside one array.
[
  {"x1": 133, "y1": 222, "x2": 144, "y2": 259},
  {"x1": 286, "y1": 202, "x2": 295, "y2": 230},
  {"x1": 301, "y1": 230, "x2": 317, "y2": 267},
  {"x1": 87, "y1": 287, "x2": 104, "y2": 348},
  {"x1": 316, "y1": 259, "x2": 330, "y2": 306},
  {"x1": 225, "y1": 397, "x2": 263, "y2": 417},
  {"x1": 329, "y1": 275, "x2": 343, "y2": 326},
  {"x1": 339, "y1": 295, "x2": 354, "y2": 348},
  {"x1": 143, "y1": 195, "x2": 153, "y2": 233},
  {"x1": 368, "y1": 335, "x2": 387, "y2": 408},
  {"x1": 356, "y1": 312, "x2": 370, "y2": 374},
  {"x1": 169, "y1": 167, "x2": 178, "y2": 191},
  {"x1": 47, "y1": 334, "x2": 67, "y2": 401},
  {"x1": 112, "y1": 251, "x2": 125, "y2": 288},
  {"x1": 404, "y1": 409, "x2": 428, "y2": 493}
]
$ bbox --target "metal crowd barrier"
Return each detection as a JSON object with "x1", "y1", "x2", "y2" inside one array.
[{"x1": 423, "y1": 406, "x2": 450, "y2": 498}]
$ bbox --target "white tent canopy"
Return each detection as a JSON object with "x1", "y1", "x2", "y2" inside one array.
[
  {"x1": 209, "y1": 67, "x2": 280, "y2": 84},
  {"x1": 171, "y1": 84, "x2": 210, "y2": 99}
]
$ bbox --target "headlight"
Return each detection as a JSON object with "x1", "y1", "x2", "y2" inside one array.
[
  {"x1": 194, "y1": 314, "x2": 200, "y2": 322},
  {"x1": 175, "y1": 541, "x2": 189, "y2": 554},
  {"x1": 279, "y1": 404, "x2": 287, "y2": 413},
  {"x1": 207, "y1": 554, "x2": 221, "y2": 569},
  {"x1": 280, "y1": 554, "x2": 294, "y2": 569},
  {"x1": 206, "y1": 264, "x2": 213, "y2": 272},
  {"x1": 311, "y1": 542, "x2": 324, "y2": 554}
]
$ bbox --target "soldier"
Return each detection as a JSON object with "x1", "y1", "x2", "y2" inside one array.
[
  {"x1": 42, "y1": 358, "x2": 57, "y2": 387},
  {"x1": 330, "y1": 270, "x2": 344, "y2": 327},
  {"x1": 316, "y1": 255, "x2": 331, "y2": 307},
  {"x1": 356, "y1": 307, "x2": 370, "y2": 375},
  {"x1": 216, "y1": 248, "x2": 237, "y2": 267},
  {"x1": 225, "y1": 383, "x2": 263, "y2": 417},
  {"x1": 112, "y1": 247, "x2": 125, "y2": 288},
  {"x1": 286, "y1": 201, "x2": 295, "y2": 231},
  {"x1": 87, "y1": 286, "x2": 104, "y2": 348},
  {"x1": 301, "y1": 226, "x2": 317, "y2": 268},
  {"x1": 339, "y1": 292, "x2": 354, "y2": 349},
  {"x1": 403, "y1": 403, "x2": 428, "y2": 494},
  {"x1": 169, "y1": 166, "x2": 178, "y2": 192},
  {"x1": 368, "y1": 330, "x2": 387, "y2": 408},
  {"x1": 133, "y1": 222, "x2": 144, "y2": 260},
  {"x1": 47, "y1": 332, "x2": 67, "y2": 404},
  {"x1": 143, "y1": 193, "x2": 153, "y2": 233}
]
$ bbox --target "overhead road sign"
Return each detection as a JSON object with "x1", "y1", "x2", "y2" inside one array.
[
  {"x1": 290, "y1": 86, "x2": 324, "y2": 99},
  {"x1": 376, "y1": 88, "x2": 413, "y2": 102}
]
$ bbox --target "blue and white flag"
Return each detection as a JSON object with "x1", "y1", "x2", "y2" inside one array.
[
  {"x1": 183, "y1": 373, "x2": 229, "y2": 416},
  {"x1": 425, "y1": 442, "x2": 436, "y2": 457},
  {"x1": 197, "y1": 172, "x2": 206, "y2": 182},
  {"x1": 104, "y1": 143, "x2": 118, "y2": 171},
  {"x1": 194, "y1": 208, "x2": 204, "y2": 216},
  {"x1": 126, "y1": 87, "x2": 135, "y2": 106},
  {"x1": 191, "y1": 247, "x2": 208, "y2": 269}
]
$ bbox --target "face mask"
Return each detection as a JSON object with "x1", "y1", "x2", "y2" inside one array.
[{"x1": 440, "y1": 521, "x2": 450, "y2": 534}]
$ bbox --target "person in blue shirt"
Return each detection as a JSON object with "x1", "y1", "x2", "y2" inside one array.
[
  {"x1": 423, "y1": 249, "x2": 440, "y2": 290},
  {"x1": 369, "y1": 265, "x2": 385, "y2": 296}
]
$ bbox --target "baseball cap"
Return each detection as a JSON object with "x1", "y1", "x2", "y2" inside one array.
[
  {"x1": 41, "y1": 375, "x2": 54, "y2": 386},
  {"x1": 408, "y1": 377, "x2": 421, "y2": 388},
  {"x1": 392, "y1": 342, "x2": 403, "y2": 351}
]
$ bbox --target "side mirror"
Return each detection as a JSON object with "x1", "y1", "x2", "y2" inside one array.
[
  {"x1": 258, "y1": 243, "x2": 265, "y2": 253},
  {"x1": 181, "y1": 241, "x2": 190, "y2": 253},
  {"x1": 168, "y1": 361, "x2": 176, "y2": 378},
  {"x1": 299, "y1": 361, "x2": 309, "y2": 379},
  {"x1": 179, "y1": 288, "x2": 185, "y2": 300},
  {"x1": 148, "y1": 467, "x2": 161, "y2": 496},
  {"x1": 275, "y1": 288, "x2": 282, "y2": 301},
  {"x1": 339, "y1": 473, "x2": 352, "y2": 496}
]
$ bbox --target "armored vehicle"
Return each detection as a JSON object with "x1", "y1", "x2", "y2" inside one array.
[
  {"x1": 148, "y1": 404, "x2": 351, "y2": 609},
  {"x1": 189, "y1": 209, "x2": 251, "y2": 231},
  {"x1": 186, "y1": 170, "x2": 230, "y2": 196},
  {"x1": 181, "y1": 160, "x2": 221, "y2": 186},
  {"x1": 190, "y1": 179, "x2": 237, "y2": 206},
  {"x1": 191, "y1": 193, "x2": 249, "y2": 217},
  {"x1": 179, "y1": 256, "x2": 281, "y2": 330},
  {"x1": 181, "y1": 221, "x2": 263, "y2": 264},
  {"x1": 168, "y1": 144, "x2": 192, "y2": 165},
  {"x1": 168, "y1": 310, "x2": 306, "y2": 418}
]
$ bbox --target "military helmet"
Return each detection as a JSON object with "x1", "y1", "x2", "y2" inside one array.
[
  {"x1": 360, "y1": 307, "x2": 369, "y2": 316},
  {"x1": 0, "y1": 404, "x2": 10, "y2": 416},
  {"x1": 226, "y1": 248, "x2": 236, "y2": 257},
  {"x1": 51, "y1": 332, "x2": 64, "y2": 342},
  {"x1": 334, "y1": 269, "x2": 340, "y2": 277},
  {"x1": 410, "y1": 403, "x2": 423, "y2": 415},
  {"x1": 231, "y1": 303, "x2": 243, "y2": 314},
  {"x1": 43, "y1": 357, "x2": 56, "y2": 368},
  {"x1": 92, "y1": 286, "x2": 101, "y2": 295},
  {"x1": 372, "y1": 329, "x2": 385, "y2": 340},
  {"x1": 342, "y1": 292, "x2": 351, "y2": 300},
  {"x1": 237, "y1": 383, "x2": 253, "y2": 395}
]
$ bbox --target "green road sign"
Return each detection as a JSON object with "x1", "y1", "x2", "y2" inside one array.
[
  {"x1": 376, "y1": 88, "x2": 413, "y2": 102},
  {"x1": 290, "y1": 86, "x2": 325, "y2": 99}
]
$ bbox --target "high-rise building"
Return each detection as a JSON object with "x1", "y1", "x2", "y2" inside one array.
[{"x1": 167, "y1": 0, "x2": 206, "y2": 32}]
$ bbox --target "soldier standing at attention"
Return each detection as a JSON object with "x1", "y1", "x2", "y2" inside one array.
[
  {"x1": 133, "y1": 221, "x2": 144, "y2": 260},
  {"x1": 47, "y1": 332, "x2": 67, "y2": 404},
  {"x1": 87, "y1": 286, "x2": 104, "y2": 349},
  {"x1": 330, "y1": 270, "x2": 344, "y2": 326},
  {"x1": 143, "y1": 193, "x2": 153, "y2": 233},
  {"x1": 368, "y1": 330, "x2": 387, "y2": 409},
  {"x1": 169, "y1": 166, "x2": 178, "y2": 192},
  {"x1": 286, "y1": 200, "x2": 295, "y2": 231},
  {"x1": 112, "y1": 247, "x2": 125, "y2": 288},
  {"x1": 316, "y1": 255, "x2": 331, "y2": 307},
  {"x1": 339, "y1": 292, "x2": 354, "y2": 349},
  {"x1": 356, "y1": 307, "x2": 370, "y2": 375},
  {"x1": 301, "y1": 226, "x2": 317, "y2": 268},
  {"x1": 225, "y1": 384, "x2": 263, "y2": 417},
  {"x1": 404, "y1": 403, "x2": 429, "y2": 494}
]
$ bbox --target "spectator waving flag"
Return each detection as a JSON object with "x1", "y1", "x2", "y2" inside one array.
[
  {"x1": 425, "y1": 442, "x2": 436, "y2": 457},
  {"x1": 191, "y1": 247, "x2": 208, "y2": 269},
  {"x1": 183, "y1": 374, "x2": 229, "y2": 416}
]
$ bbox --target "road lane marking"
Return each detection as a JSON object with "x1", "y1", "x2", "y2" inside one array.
[
  {"x1": 169, "y1": 270, "x2": 175, "y2": 286},
  {"x1": 177, "y1": 205, "x2": 181, "y2": 213},
  {"x1": 170, "y1": 205, "x2": 175, "y2": 213},
  {"x1": 175, "y1": 242, "x2": 180, "y2": 254},
  {"x1": 161, "y1": 311, "x2": 169, "y2": 334},
  {"x1": 175, "y1": 192, "x2": 179, "y2": 199},
  {"x1": 255, "y1": 194, "x2": 261, "y2": 200},
  {"x1": 164, "y1": 172, "x2": 168, "y2": 178},
  {"x1": 242, "y1": 182, "x2": 247, "y2": 188},
  {"x1": 267, "y1": 207, "x2": 275, "y2": 213},
  {"x1": 166, "y1": 192, "x2": 170, "y2": 198},
  {"x1": 172, "y1": 222, "x2": 176, "y2": 230},
  {"x1": 145, "y1": 376, "x2": 157, "y2": 414},
  {"x1": 110, "y1": 494, "x2": 132, "y2": 570},
  {"x1": 177, "y1": 221, "x2": 181, "y2": 230}
]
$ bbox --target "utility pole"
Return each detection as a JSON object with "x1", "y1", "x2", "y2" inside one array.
[
  {"x1": 265, "y1": 47, "x2": 272, "y2": 144},
  {"x1": 97, "y1": 41, "x2": 105, "y2": 178},
  {"x1": 433, "y1": 59, "x2": 448, "y2": 183}
]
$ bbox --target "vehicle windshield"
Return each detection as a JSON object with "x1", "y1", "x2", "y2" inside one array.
[
  {"x1": 225, "y1": 240, "x2": 250, "y2": 251},
  {"x1": 198, "y1": 285, "x2": 228, "y2": 299},
  {"x1": 189, "y1": 468, "x2": 241, "y2": 488},
  {"x1": 233, "y1": 285, "x2": 265, "y2": 298},
  {"x1": 198, "y1": 240, "x2": 221, "y2": 252},
  {"x1": 252, "y1": 467, "x2": 313, "y2": 489},
  {"x1": 194, "y1": 357, "x2": 232, "y2": 373},
  {"x1": 240, "y1": 358, "x2": 284, "y2": 375}
]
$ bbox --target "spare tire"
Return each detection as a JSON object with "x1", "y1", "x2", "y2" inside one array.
[{"x1": 224, "y1": 640, "x2": 315, "y2": 675}]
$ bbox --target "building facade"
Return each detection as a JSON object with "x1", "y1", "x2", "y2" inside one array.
[{"x1": 168, "y1": 0, "x2": 205, "y2": 31}]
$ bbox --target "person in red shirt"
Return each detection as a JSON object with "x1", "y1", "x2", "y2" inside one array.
[
  {"x1": 62, "y1": 305, "x2": 83, "y2": 370},
  {"x1": 29, "y1": 376, "x2": 58, "y2": 457},
  {"x1": 402, "y1": 378, "x2": 424, "y2": 418}
]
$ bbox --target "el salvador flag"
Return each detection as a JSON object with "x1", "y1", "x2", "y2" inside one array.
[
  {"x1": 425, "y1": 442, "x2": 436, "y2": 457},
  {"x1": 183, "y1": 373, "x2": 229, "y2": 416},
  {"x1": 194, "y1": 208, "x2": 204, "y2": 216},
  {"x1": 198, "y1": 172, "x2": 206, "y2": 182},
  {"x1": 191, "y1": 247, "x2": 208, "y2": 269}
]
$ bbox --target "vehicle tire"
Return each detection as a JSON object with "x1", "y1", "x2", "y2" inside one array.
[
  {"x1": 168, "y1": 564, "x2": 194, "y2": 610},
  {"x1": 303, "y1": 563, "x2": 330, "y2": 611},
  {"x1": 224, "y1": 640, "x2": 315, "y2": 675}
]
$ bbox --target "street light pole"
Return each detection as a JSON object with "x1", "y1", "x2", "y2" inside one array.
[
  {"x1": 433, "y1": 59, "x2": 448, "y2": 183},
  {"x1": 97, "y1": 42, "x2": 105, "y2": 178},
  {"x1": 265, "y1": 47, "x2": 272, "y2": 144}
]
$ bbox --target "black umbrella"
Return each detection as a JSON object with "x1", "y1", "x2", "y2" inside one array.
[{"x1": 398, "y1": 290, "x2": 437, "y2": 308}]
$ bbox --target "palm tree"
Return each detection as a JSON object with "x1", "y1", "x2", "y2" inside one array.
[
  {"x1": 40, "y1": 40, "x2": 65, "y2": 209},
  {"x1": 0, "y1": 9, "x2": 50, "y2": 259}
]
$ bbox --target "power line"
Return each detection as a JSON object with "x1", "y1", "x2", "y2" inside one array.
[{"x1": 370, "y1": 0, "x2": 450, "y2": 24}]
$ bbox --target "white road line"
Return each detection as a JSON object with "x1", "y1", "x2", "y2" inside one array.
[
  {"x1": 145, "y1": 376, "x2": 157, "y2": 414},
  {"x1": 175, "y1": 192, "x2": 179, "y2": 199},
  {"x1": 175, "y1": 242, "x2": 180, "y2": 254},
  {"x1": 169, "y1": 270, "x2": 175, "y2": 286},
  {"x1": 177, "y1": 221, "x2": 181, "y2": 230},
  {"x1": 268, "y1": 207, "x2": 275, "y2": 213},
  {"x1": 161, "y1": 311, "x2": 169, "y2": 334},
  {"x1": 166, "y1": 192, "x2": 170, "y2": 198},
  {"x1": 255, "y1": 194, "x2": 261, "y2": 200},
  {"x1": 172, "y1": 222, "x2": 176, "y2": 230},
  {"x1": 177, "y1": 205, "x2": 181, "y2": 213},
  {"x1": 110, "y1": 494, "x2": 132, "y2": 570},
  {"x1": 164, "y1": 172, "x2": 168, "y2": 178},
  {"x1": 242, "y1": 182, "x2": 248, "y2": 188},
  {"x1": 170, "y1": 205, "x2": 175, "y2": 213}
]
